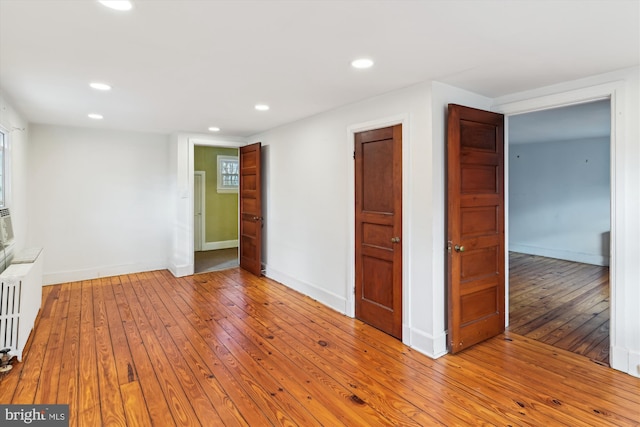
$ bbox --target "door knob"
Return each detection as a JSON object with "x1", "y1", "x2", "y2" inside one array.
[
  {"x1": 454, "y1": 245, "x2": 465, "y2": 252},
  {"x1": 391, "y1": 237, "x2": 401, "y2": 243}
]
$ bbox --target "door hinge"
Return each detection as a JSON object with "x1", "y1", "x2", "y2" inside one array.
[{"x1": 353, "y1": 150, "x2": 355, "y2": 160}]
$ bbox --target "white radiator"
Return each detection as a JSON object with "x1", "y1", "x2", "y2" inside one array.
[{"x1": 0, "y1": 248, "x2": 43, "y2": 361}]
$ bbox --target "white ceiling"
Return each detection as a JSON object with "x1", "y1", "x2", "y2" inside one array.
[{"x1": 0, "y1": 0, "x2": 638, "y2": 137}]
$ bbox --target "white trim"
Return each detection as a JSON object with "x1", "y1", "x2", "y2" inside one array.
[
  {"x1": 168, "y1": 261, "x2": 192, "y2": 278},
  {"x1": 265, "y1": 265, "x2": 347, "y2": 314},
  {"x1": 509, "y1": 244, "x2": 609, "y2": 267},
  {"x1": 503, "y1": 115, "x2": 510, "y2": 326},
  {"x1": 190, "y1": 137, "x2": 246, "y2": 148},
  {"x1": 409, "y1": 328, "x2": 448, "y2": 359},
  {"x1": 493, "y1": 80, "x2": 624, "y2": 374},
  {"x1": 202, "y1": 239, "x2": 239, "y2": 251},
  {"x1": 0, "y1": 127, "x2": 6, "y2": 208},
  {"x1": 44, "y1": 260, "x2": 168, "y2": 286},
  {"x1": 217, "y1": 155, "x2": 239, "y2": 193},
  {"x1": 346, "y1": 113, "x2": 411, "y2": 345},
  {"x1": 194, "y1": 171, "x2": 206, "y2": 251}
]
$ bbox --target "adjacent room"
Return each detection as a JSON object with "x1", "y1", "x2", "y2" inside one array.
[
  {"x1": 193, "y1": 145, "x2": 240, "y2": 274},
  {"x1": 507, "y1": 100, "x2": 612, "y2": 365}
]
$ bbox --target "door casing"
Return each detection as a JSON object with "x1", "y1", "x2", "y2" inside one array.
[
  {"x1": 194, "y1": 171, "x2": 205, "y2": 251},
  {"x1": 496, "y1": 82, "x2": 620, "y2": 361},
  {"x1": 186, "y1": 138, "x2": 246, "y2": 275}
]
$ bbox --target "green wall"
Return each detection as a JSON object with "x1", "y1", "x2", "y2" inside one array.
[{"x1": 194, "y1": 146, "x2": 239, "y2": 243}]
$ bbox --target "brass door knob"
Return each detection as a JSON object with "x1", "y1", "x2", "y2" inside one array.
[{"x1": 454, "y1": 245, "x2": 465, "y2": 252}]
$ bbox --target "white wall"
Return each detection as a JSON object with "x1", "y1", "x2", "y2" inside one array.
[
  {"x1": 166, "y1": 68, "x2": 639, "y2": 377},
  {"x1": 238, "y1": 69, "x2": 640, "y2": 378},
  {"x1": 29, "y1": 124, "x2": 172, "y2": 284},
  {"x1": 240, "y1": 81, "x2": 491, "y2": 358},
  {"x1": 509, "y1": 137, "x2": 610, "y2": 265},
  {"x1": 247, "y1": 82, "x2": 447, "y2": 355},
  {"x1": 0, "y1": 92, "x2": 29, "y2": 255},
  {"x1": 493, "y1": 66, "x2": 640, "y2": 378}
]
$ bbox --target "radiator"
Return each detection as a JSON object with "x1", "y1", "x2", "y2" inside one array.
[{"x1": 0, "y1": 248, "x2": 43, "y2": 361}]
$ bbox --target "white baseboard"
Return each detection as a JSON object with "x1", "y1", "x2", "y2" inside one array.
[
  {"x1": 168, "y1": 261, "x2": 193, "y2": 278},
  {"x1": 408, "y1": 328, "x2": 448, "y2": 359},
  {"x1": 611, "y1": 346, "x2": 640, "y2": 378},
  {"x1": 629, "y1": 351, "x2": 640, "y2": 378},
  {"x1": 43, "y1": 261, "x2": 169, "y2": 286},
  {"x1": 509, "y1": 244, "x2": 609, "y2": 266},
  {"x1": 201, "y1": 239, "x2": 239, "y2": 251},
  {"x1": 264, "y1": 265, "x2": 347, "y2": 314}
]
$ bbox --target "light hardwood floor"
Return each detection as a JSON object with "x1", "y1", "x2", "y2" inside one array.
[
  {"x1": 1, "y1": 268, "x2": 638, "y2": 426},
  {"x1": 509, "y1": 252, "x2": 610, "y2": 365}
]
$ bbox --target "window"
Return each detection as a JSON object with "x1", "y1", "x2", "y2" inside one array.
[
  {"x1": 217, "y1": 155, "x2": 239, "y2": 193},
  {"x1": 0, "y1": 129, "x2": 5, "y2": 207}
]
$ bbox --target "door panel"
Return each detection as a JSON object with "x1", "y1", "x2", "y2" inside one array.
[
  {"x1": 239, "y1": 143, "x2": 262, "y2": 276},
  {"x1": 355, "y1": 125, "x2": 402, "y2": 339},
  {"x1": 447, "y1": 104, "x2": 505, "y2": 354}
]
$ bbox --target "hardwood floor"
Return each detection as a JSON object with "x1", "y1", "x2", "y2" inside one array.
[
  {"x1": 194, "y1": 248, "x2": 239, "y2": 274},
  {"x1": 1, "y1": 268, "x2": 638, "y2": 426},
  {"x1": 509, "y1": 252, "x2": 610, "y2": 365}
]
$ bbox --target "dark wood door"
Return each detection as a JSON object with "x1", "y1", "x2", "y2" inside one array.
[
  {"x1": 447, "y1": 104, "x2": 505, "y2": 353},
  {"x1": 239, "y1": 142, "x2": 262, "y2": 276},
  {"x1": 355, "y1": 125, "x2": 402, "y2": 339}
]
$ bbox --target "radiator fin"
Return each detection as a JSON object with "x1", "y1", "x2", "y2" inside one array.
[{"x1": 0, "y1": 279, "x2": 21, "y2": 351}]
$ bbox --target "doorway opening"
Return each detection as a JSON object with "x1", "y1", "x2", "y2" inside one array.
[
  {"x1": 506, "y1": 99, "x2": 611, "y2": 365},
  {"x1": 193, "y1": 145, "x2": 240, "y2": 274}
]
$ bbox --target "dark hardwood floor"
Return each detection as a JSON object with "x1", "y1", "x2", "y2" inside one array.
[
  {"x1": 509, "y1": 252, "x2": 610, "y2": 365},
  {"x1": 1, "y1": 267, "x2": 637, "y2": 426}
]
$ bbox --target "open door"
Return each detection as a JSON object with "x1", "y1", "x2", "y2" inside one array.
[
  {"x1": 239, "y1": 142, "x2": 262, "y2": 276},
  {"x1": 447, "y1": 104, "x2": 505, "y2": 354}
]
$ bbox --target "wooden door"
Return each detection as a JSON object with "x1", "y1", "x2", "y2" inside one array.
[
  {"x1": 239, "y1": 143, "x2": 262, "y2": 276},
  {"x1": 447, "y1": 104, "x2": 505, "y2": 354},
  {"x1": 355, "y1": 125, "x2": 402, "y2": 339}
]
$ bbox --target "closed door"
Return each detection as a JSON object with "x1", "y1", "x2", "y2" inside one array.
[
  {"x1": 239, "y1": 142, "x2": 263, "y2": 276},
  {"x1": 354, "y1": 125, "x2": 402, "y2": 339},
  {"x1": 447, "y1": 104, "x2": 505, "y2": 353}
]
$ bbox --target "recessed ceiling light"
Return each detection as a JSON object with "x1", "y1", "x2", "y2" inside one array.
[
  {"x1": 90, "y1": 82, "x2": 111, "y2": 91},
  {"x1": 88, "y1": 113, "x2": 103, "y2": 120},
  {"x1": 351, "y1": 58, "x2": 374, "y2": 69},
  {"x1": 208, "y1": 127, "x2": 220, "y2": 132},
  {"x1": 255, "y1": 104, "x2": 270, "y2": 111},
  {"x1": 98, "y1": 1, "x2": 133, "y2": 11}
]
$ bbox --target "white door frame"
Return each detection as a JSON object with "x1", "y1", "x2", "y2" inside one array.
[
  {"x1": 494, "y1": 81, "x2": 623, "y2": 363},
  {"x1": 194, "y1": 171, "x2": 206, "y2": 251},
  {"x1": 188, "y1": 138, "x2": 246, "y2": 272}
]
